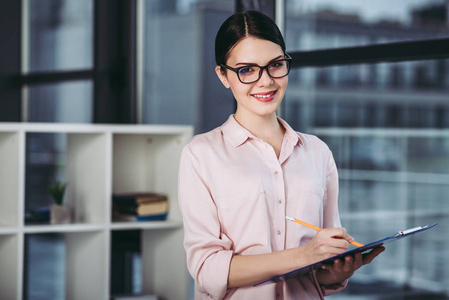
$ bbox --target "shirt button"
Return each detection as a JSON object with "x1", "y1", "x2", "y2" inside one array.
[
  {"x1": 278, "y1": 199, "x2": 282, "y2": 204},
  {"x1": 277, "y1": 230, "x2": 281, "y2": 235},
  {"x1": 274, "y1": 171, "x2": 279, "y2": 175}
]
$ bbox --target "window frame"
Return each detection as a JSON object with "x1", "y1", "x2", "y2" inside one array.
[
  {"x1": 289, "y1": 38, "x2": 449, "y2": 68},
  {"x1": 0, "y1": 0, "x2": 138, "y2": 123}
]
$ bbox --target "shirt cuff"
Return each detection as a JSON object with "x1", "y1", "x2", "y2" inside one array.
[
  {"x1": 198, "y1": 250, "x2": 234, "y2": 300},
  {"x1": 310, "y1": 270, "x2": 348, "y2": 298}
]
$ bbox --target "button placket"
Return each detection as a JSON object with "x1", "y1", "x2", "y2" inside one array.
[{"x1": 273, "y1": 167, "x2": 286, "y2": 250}]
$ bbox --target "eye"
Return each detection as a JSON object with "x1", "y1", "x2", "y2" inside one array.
[
  {"x1": 269, "y1": 61, "x2": 285, "y2": 69},
  {"x1": 238, "y1": 66, "x2": 255, "y2": 75}
]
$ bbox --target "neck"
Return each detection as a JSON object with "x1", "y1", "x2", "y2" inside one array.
[{"x1": 234, "y1": 112, "x2": 285, "y2": 143}]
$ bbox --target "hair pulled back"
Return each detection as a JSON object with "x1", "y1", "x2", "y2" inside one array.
[{"x1": 215, "y1": 11, "x2": 286, "y2": 66}]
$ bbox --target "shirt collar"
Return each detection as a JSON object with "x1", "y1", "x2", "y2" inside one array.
[
  {"x1": 277, "y1": 117, "x2": 305, "y2": 148},
  {"x1": 221, "y1": 115, "x2": 304, "y2": 148},
  {"x1": 221, "y1": 115, "x2": 253, "y2": 147}
]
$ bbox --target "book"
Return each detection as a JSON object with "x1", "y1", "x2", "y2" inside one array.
[
  {"x1": 136, "y1": 201, "x2": 168, "y2": 216},
  {"x1": 112, "y1": 294, "x2": 159, "y2": 300},
  {"x1": 112, "y1": 193, "x2": 168, "y2": 205},
  {"x1": 136, "y1": 212, "x2": 168, "y2": 221},
  {"x1": 112, "y1": 212, "x2": 168, "y2": 222},
  {"x1": 113, "y1": 201, "x2": 168, "y2": 216},
  {"x1": 255, "y1": 223, "x2": 438, "y2": 286},
  {"x1": 112, "y1": 192, "x2": 169, "y2": 221}
]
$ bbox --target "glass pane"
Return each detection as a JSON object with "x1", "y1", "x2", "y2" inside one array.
[
  {"x1": 286, "y1": 0, "x2": 449, "y2": 51},
  {"x1": 142, "y1": 0, "x2": 234, "y2": 132},
  {"x1": 407, "y1": 137, "x2": 449, "y2": 173},
  {"x1": 348, "y1": 136, "x2": 402, "y2": 171},
  {"x1": 28, "y1": 0, "x2": 93, "y2": 72},
  {"x1": 25, "y1": 233, "x2": 65, "y2": 300},
  {"x1": 290, "y1": 58, "x2": 449, "y2": 297},
  {"x1": 407, "y1": 183, "x2": 449, "y2": 288},
  {"x1": 27, "y1": 81, "x2": 93, "y2": 123},
  {"x1": 286, "y1": 59, "x2": 449, "y2": 132}
]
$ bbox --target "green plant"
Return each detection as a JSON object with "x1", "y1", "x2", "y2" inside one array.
[{"x1": 48, "y1": 181, "x2": 67, "y2": 206}]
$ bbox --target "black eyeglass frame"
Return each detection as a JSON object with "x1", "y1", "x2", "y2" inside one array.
[{"x1": 220, "y1": 53, "x2": 292, "y2": 84}]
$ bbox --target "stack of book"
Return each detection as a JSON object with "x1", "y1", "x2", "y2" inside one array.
[{"x1": 112, "y1": 192, "x2": 169, "y2": 222}]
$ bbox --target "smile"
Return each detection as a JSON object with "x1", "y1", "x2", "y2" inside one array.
[{"x1": 251, "y1": 90, "x2": 277, "y2": 101}]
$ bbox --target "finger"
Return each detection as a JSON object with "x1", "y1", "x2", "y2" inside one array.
[
  {"x1": 331, "y1": 227, "x2": 355, "y2": 245},
  {"x1": 317, "y1": 227, "x2": 345, "y2": 239},
  {"x1": 330, "y1": 258, "x2": 343, "y2": 271},
  {"x1": 342, "y1": 255, "x2": 355, "y2": 272},
  {"x1": 329, "y1": 227, "x2": 348, "y2": 239},
  {"x1": 329, "y1": 238, "x2": 351, "y2": 251},
  {"x1": 338, "y1": 227, "x2": 355, "y2": 243},
  {"x1": 321, "y1": 258, "x2": 343, "y2": 270},
  {"x1": 362, "y1": 246, "x2": 385, "y2": 265},
  {"x1": 352, "y1": 252, "x2": 363, "y2": 270}
]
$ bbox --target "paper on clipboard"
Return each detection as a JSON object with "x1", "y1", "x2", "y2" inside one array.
[{"x1": 254, "y1": 223, "x2": 438, "y2": 286}]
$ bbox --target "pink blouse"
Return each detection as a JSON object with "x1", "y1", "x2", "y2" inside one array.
[{"x1": 178, "y1": 115, "x2": 346, "y2": 299}]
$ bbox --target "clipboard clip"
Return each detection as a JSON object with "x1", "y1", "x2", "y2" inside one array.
[{"x1": 393, "y1": 223, "x2": 438, "y2": 237}]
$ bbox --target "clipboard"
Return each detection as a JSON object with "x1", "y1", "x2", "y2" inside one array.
[{"x1": 254, "y1": 223, "x2": 438, "y2": 286}]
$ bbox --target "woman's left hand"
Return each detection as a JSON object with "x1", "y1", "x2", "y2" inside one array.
[{"x1": 316, "y1": 246, "x2": 385, "y2": 285}]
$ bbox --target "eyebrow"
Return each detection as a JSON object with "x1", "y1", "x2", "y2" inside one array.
[{"x1": 234, "y1": 55, "x2": 285, "y2": 67}]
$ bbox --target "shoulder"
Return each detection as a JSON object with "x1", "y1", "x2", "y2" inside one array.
[
  {"x1": 278, "y1": 117, "x2": 330, "y2": 154},
  {"x1": 296, "y1": 132, "x2": 337, "y2": 175},
  {"x1": 297, "y1": 132, "x2": 331, "y2": 154},
  {"x1": 186, "y1": 127, "x2": 223, "y2": 150},
  {"x1": 181, "y1": 126, "x2": 225, "y2": 160}
]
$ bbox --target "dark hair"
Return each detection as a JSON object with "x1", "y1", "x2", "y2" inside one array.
[{"x1": 215, "y1": 11, "x2": 286, "y2": 66}]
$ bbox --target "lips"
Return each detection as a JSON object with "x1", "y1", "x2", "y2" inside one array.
[{"x1": 251, "y1": 90, "x2": 277, "y2": 102}]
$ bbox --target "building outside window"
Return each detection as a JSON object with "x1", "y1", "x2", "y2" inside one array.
[{"x1": 284, "y1": 0, "x2": 449, "y2": 298}]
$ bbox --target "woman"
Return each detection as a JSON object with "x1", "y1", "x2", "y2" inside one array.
[{"x1": 178, "y1": 11, "x2": 383, "y2": 300}]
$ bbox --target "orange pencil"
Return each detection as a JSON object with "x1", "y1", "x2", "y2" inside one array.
[{"x1": 286, "y1": 216, "x2": 364, "y2": 247}]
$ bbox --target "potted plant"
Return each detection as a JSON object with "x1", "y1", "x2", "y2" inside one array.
[{"x1": 48, "y1": 181, "x2": 70, "y2": 224}]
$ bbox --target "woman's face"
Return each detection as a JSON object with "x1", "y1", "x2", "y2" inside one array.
[{"x1": 216, "y1": 37, "x2": 288, "y2": 121}]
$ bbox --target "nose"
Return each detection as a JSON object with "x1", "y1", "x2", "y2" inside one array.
[{"x1": 257, "y1": 67, "x2": 274, "y2": 87}]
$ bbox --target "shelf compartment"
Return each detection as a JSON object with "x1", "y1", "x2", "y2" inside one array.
[
  {"x1": 66, "y1": 230, "x2": 108, "y2": 300},
  {"x1": 112, "y1": 133, "x2": 186, "y2": 222},
  {"x1": 141, "y1": 229, "x2": 189, "y2": 300},
  {"x1": 25, "y1": 132, "x2": 108, "y2": 226},
  {"x1": 67, "y1": 133, "x2": 108, "y2": 224},
  {"x1": 0, "y1": 234, "x2": 20, "y2": 300},
  {"x1": 0, "y1": 132, "x2": 20, "y2": 227},
  {"x1": 25, "y1": 231, "x2": 107, "y2": 300}
]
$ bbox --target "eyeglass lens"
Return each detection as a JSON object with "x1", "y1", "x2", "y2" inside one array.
[{"x1": 238, "y1": 60, "x2": 290, "y2": 83}]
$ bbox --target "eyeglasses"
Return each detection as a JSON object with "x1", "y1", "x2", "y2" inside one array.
[{"x1": 220, "y1": 53, "x2": 292, "y2": 84}]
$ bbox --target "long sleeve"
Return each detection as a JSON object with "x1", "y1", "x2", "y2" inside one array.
[{"x1": 178, "y1": 144, "x2": 233, "y2": 299}]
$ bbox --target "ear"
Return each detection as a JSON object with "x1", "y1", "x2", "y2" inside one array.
[{"x1": 215, "y1": 65, "x2": 230, "y2": 89}]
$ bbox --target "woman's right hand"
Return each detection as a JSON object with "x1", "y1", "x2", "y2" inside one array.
[{"x1": 299, "y1": 228, "x2": 354, "y2": 266}]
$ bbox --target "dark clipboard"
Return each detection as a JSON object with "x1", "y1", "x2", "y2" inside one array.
[{"x1": 254, "y1": 223, "x2": 438, "y2": 286}]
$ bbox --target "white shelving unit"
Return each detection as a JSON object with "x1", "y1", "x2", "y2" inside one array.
[{"x1": 0, "y1": 123, "x2": 193, "y2": 300}]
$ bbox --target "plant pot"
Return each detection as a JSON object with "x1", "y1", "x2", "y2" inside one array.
[{"x1": 50, "y1": 204, "x2": 71, "y2": 224}]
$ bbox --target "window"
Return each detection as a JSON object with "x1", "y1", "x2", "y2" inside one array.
[
  {"x1": 26, "y1": 0, "x2": 94, "y2": 123},
  {"x1": 2, "y1": 0, "x2": 448, "y2": 298},
  {"x1": 285, "y1": 0, "x2": 449, "y2": 298},
  {"x1": 285, "y1": 0, "x2": 449, "y2": 51},
  {"x1": 142, "y1": 0, "x2": 235, "y2": 133}
]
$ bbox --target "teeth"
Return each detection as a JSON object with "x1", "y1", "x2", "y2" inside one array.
[{"x1": 253, "y1": 92, "x2": 274, "y2": 98}]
